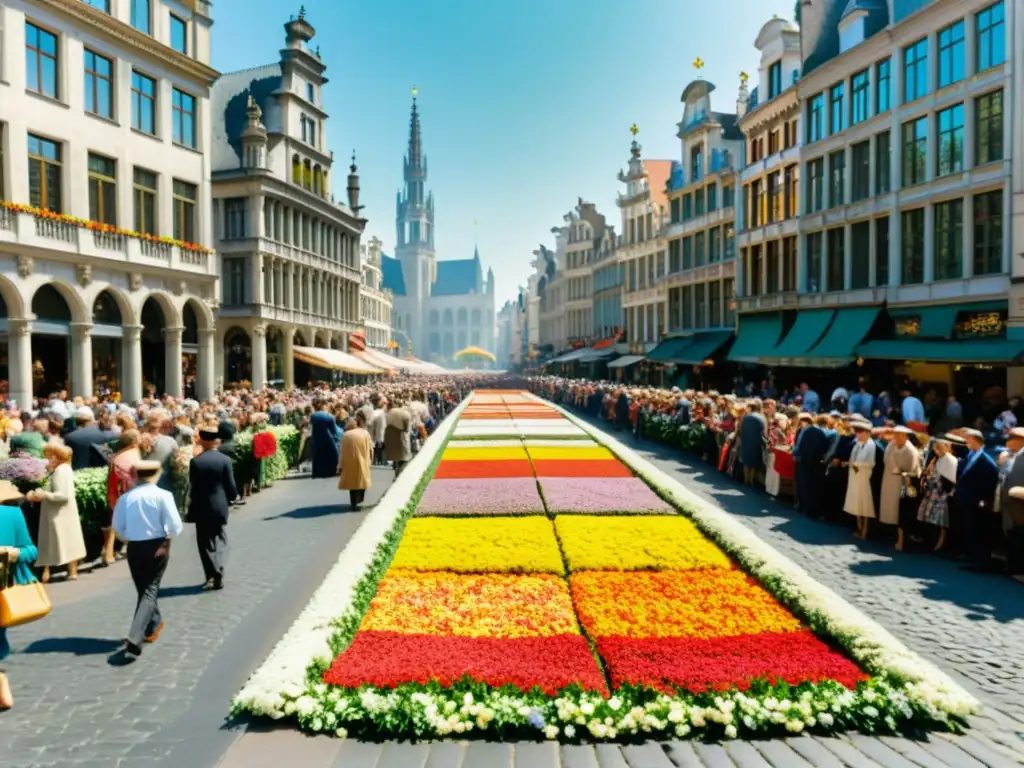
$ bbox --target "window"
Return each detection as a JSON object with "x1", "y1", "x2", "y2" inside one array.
[
  {"x1": 934, "y1": 199, "x2": 963, "y2": 281},
  {"x1": 131, "y1": 0, "x2": 151, "y2": 34},
  {"x1": 690, "y1": 146, "x2": 703, "y2": 181},
  {"x1": 27, "y1": 134, "x2": 62, "y2": 211},
  {"x1": 805, "y1": 232, "x2": 822, "y2": 293},
  {"x1": 901, "y1": 208, "x2": 925, "y2": 284},
  {"x1": 828, "y1": 150, "x2": 845, "y2": 208},
  {"x1": 707, "y1": 183, "x2": 717, "y2": 212},
  {"x1": 851, "y1": 222, "x2": 871, "y2": 289},
  {"x1": 784, "y1": 165, "x2": 798, "y2": 218},
  {"x1": 902, "y1": 38, "x2": 928, "y2": 103},
  {"x1": 172, "y1": 180, "x2": 197, "y2": 243},
  {"x1": 901, "y1": 118, "x2": 926, "y2": 187},
  {"x1": 851, "y1": 141, "x2": 870, "y2": 201},
  {"x1": 169, "y1": 14, "x2": 187, "y2": 54},
  {"x1": 131, "y1": 71, "x2": 157, "y2": 134},
  {"x1": 224, "y1": 258, "x2": 246, "y2": 306},
  {"x1": 973, "y1": 189, "x2": 1002, "y2": 275},
  {"x1": 306, "y1": 82, "x2": 316, "y2": 103},
  {"x1": 936, "y1": 104, "x2": 964, "y2": 176},
  {"x1": 826, "y1": 227, "x2": 844, "y2": 292},
  {"x1": 87, "y1": 153, "x2": 117, "y2": 225},
  {"x1": 84, "y1": 49, "x2": 113, "y2": 119},
  {"x1": 694, "y1": 284, "x2": 707, "y2": 329},
  {"x1": 723, "y1": 278, "x2": 735, "y2": 326},
  {"x1": 682, "y1": 237, "x2": 692, "y2": 270},
  {"x1": 171, "y1": 88, "x2": 196, "y2": 147},
  {"x1": 0, "y1": 123, "x2": 5, "y2": 201},
  {"x1": 694, "y1": 232, "x2": 705, "y2": 267},
  {"x1": 937, "y1": 20, "x2": 964, "y2": 88},
  {"x1": 25, "y1": 22, "x2": 59, "y2": 99},
  {"x1": 807, "y1": 93, "x2": 825, "y2": 142},
  {"x1": 133, "y1": 168, "x2": 157, "y2": 235},
  {"x1": 83, "y1": 0, "x2": 111, "y2": 9},
  {"x1": 768, "y1": 61, "x2": 782, "y2": 99},
  {"x1": 694, "y1": 188, "x2": 705, "y2": 216},
  {"x1": 669, "y1": 239, "x2": 681, "y2": 272},
  {"x1": 829, "y1": 83, "x2": 844, "y2": 134},
  {"x1": 874, "y1": 216, "x2": 890, "y2": 286},
  {"x1": 223, "y1": 198, "x2": 247, "y2": 239},
  {"x1": 709, "y1": 227, "x2": 723, "y2": 263},
  {"x1": 976, "y1": 90, "x2": 1003, "y2": 164},
  {"x1": 976, "y1": 2, "x2": 1005, "y2": 72},
  {"x1": 875, "y1": 58, "x2": 891, "y2": 113},
  {"x1": 709, "y1": 281, "x2": 722, "y2": 327},
  {"x1": 875, "y1": 130, "x2": 891, "y2": 194},
  {"x1": 851, "y1": 70, "x2": 869, "y2": 124},
  {"x1": 807, "y1": 157, "x2": 824, "y2": 213}
]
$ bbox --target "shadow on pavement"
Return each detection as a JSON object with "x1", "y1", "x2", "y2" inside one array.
[
  {"x1": 22, "y1": 637, "x2": 124, "y2": 655},
  {"x1": 159, "y1": 584, "x2": 208, "y2": 598},
  {"x1": 263, "y1": 504, "x2": 364, "y2": 521}
]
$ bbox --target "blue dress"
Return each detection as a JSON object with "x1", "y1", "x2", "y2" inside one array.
[
  {"x1": 0, "y1": 503, "x2": 39, "y2": 661},
  {"x1": 309, "y1": 411, "x2": 342, "y2": 479}
]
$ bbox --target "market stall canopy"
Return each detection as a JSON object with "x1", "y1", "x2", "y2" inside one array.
[
  {"x1": 549, "y1": 348, "x2": 589, "y2": 364},
  {"x1": 728, "y1": 313, "x2": 784, "y2": 363},
  {"x1": 577, "y1": 347, "x2": 618, "y2": 363},
  {"x1": 353, "y1": 347, "x2": 397, "y2": 373},
  {"x1": 606, "y1": 354, "x2": 644, "y2": 369},
  {"x1": 293, "y1": 346, "x2": 386, "y2": 375},
  {"x1": 454, "y1": 346, "x2": 496, "y2": 362}
]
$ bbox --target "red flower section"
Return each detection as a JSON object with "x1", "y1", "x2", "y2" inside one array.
[
  {"x1": 434, "y1": 459, "x2": 536, "y2": 479},
  {"x1": 324, "y1": 631, "x2": 608, "y2": 696},
  {"x1": 509, "y1": 412, "x2": 565, "y2": 419},
  {"x1": 532, "y1": 459, "x2": 633, "y2": 478},
  {"x1": 597, "y1": 630, "x2": 867, "y2": 693}
]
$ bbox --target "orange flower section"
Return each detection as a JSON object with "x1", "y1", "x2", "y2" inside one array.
[
  {"x1": 434, "y1": 459, "x2": 535, "y2": 479},
  {"x1": 532, "y1": 459, "x2": 633, "y2": 478},
  {"x1": 361, "y1": 572, "x2": 580, "y2": 639},
  {"x1": 570, "y1": 569, "x2": 802, "y2": 640}
]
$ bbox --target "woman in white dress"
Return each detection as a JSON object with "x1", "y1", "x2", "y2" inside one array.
[
  {"x1": 26, "y1": 441, "x2": 86, "y2": 582},
  {"x1": 844, "y1": 421, "x2": 877, "y2": 540}
]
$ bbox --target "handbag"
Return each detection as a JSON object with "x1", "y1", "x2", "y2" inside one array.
[{"x1": 0, "y1": 551, "x2": 52, "y2": 628}]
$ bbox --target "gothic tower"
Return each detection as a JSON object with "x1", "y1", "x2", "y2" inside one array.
[{"x1": 395, "y1": 89, "x2": 436, "y2": 352}]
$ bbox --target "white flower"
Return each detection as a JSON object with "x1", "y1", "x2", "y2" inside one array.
[
  {"x1": 580, "y1": 702, "x2": 595, "y2": 716},
  {"x1": 543, "y1": 725, "x2": 560, "y2": 740},
  {"x1": 563, "y1": 725, "x2": 576, "y2": 738},
  {"x1": 785, "y1": 720, "x2": 805, "y2": 733},
  {"x1": 818, "y1": 713, "x2": 834, "y2": 728},
  {"x1": 724, "y1": 725, "x2": 738, "y2": 739},
  {"x1": 295, "y1": 696, "x2": 317, "y2": 717},
  {"x1": 335, "y1": 727, "x2": 348, "y2": 739},
  {"x1": 608, "y1": 697, "x2": 622, "y2": 711}
]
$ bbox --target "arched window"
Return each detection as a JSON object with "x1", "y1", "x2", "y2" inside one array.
[
  {"x1": 443, "y1": 308, "x2": 453, "y2": 326},
  {"x1": 313, "y1": 165, "x2": 322, "y2": 195},
  {"x1": 471, "y1": 308, "x2": 482, "y2": 325},
  {"x1": 457, "y1": 307, "x2": 467, "y2": 325},
  {"x1": 303, "y1": 159, "x2": 313, "y2": 191},
  {"x1": 429, "y1": 309, "x2": 439, "y2": 326},
  {"x1": 291, "y1": 155, "x2": 302, "y2": 185}
]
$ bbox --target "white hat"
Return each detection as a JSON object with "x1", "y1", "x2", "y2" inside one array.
[{"x1": 75, "y1": 406, "x2": 94, "y2": 421}]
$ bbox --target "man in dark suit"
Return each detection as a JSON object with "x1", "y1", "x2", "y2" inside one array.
[
  {"x1": 955, "y1": 428, "x2": 1000, "y2": 572},
  {"x1": 216, "y1": 420, "x2": 244, "y2": 507},
  {"x1": 188, "y1": 426, "x2": 238, "y2": 590},
  {"x1": 63, "y1": 406, "x2": 118, "y2": 470},
  {"x1": 793, "y1": 414, "x2": 830, "y2": 518}
]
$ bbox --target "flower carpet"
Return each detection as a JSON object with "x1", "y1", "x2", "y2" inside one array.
[{"x1": 234, "y1": 390, "x2": 976, "y2": 742}]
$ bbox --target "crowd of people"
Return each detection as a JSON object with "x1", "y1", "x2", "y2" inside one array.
[
  {"x1": 531, "y1": 376, "x2": 1024, "y2": 586},
  {"x1": 0, "y1": 375, "x2": 482, "y2": 711}
]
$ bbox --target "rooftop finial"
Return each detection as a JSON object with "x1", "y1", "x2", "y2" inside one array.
[
  {"x1": 630, "y1": 123, "x2": 639, "y2": 137},
  {"x1": 412, "y1": 84, "x2": 418, "y2": 101},
  {"x1": 693, "y1": 56, "x2": 705, "y2": 75},
  {"x1": 298, "y1": 5, "x2": 306, "y2": 20},
  {"x1": 350, "y1": 150, "x2": 357, "y2": 174}
]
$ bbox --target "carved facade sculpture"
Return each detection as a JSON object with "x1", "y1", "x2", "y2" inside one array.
[
  {"x1": 17, "y1": 255, "x2": 33, "y2": 278},
  {"x1": 77, "y1": 264, "x2": 93, "y2": 287}
]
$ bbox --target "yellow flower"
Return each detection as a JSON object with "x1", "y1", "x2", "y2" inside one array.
[
  {"x1": 391, "y1": 517, "x2": 565, "y2": 574},
  {"x1": 441, "y1": 446, "x2": 529, "y2": 461},
  {"x1": 570, "y1": 570, "x2": 802, "y2": 639},
  {"x1": 555, "y1": 516, "x2": 731, "y2": 572},
  {"x1": 526, "y1": 445, "x2": 615, "y2": 461},
  {"x1": 361, "y1": 572, "x2": 580, "y2": 638}
]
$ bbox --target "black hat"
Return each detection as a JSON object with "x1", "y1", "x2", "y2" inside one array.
[{"x1": 199, "y1": 426, "x2": 220, "y2": 441}]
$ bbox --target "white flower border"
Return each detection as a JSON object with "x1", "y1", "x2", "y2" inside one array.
[
  {"x1": 232, "y1": 397, "x2": 471, "y2": 719},
  {"x1": 541, "y1": 395, "x2": 979, "y2": 721}
]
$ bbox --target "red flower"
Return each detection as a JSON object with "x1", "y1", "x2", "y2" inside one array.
[
  {"x1": 596, "y1": 630, "x2": 867, "y2": 693},
  {"x1": 434, "y1": 459, "x2": 535, "y2": 479},
  {"x1": 323, "y1": 631, "x2": 608, "y2": 696},
  {"x1": 532, "y1": 459, "x2": 633, "y2": 478},
  {"x1": 253, "y1": 430, "x2": 277, "y2": 460}
]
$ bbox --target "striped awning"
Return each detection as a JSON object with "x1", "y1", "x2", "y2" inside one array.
[{"x1": 293, "y1": 346, "x2": 386, "y2": 375}]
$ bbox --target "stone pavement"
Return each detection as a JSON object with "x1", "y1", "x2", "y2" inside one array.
[
  {"x1": 212, "y1": 415, "x2": 1024, "y2": 768},
  {"x1": 0, "y1": 465, "x2": 398, "y2": 768}
]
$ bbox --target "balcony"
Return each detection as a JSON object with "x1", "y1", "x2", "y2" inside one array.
[
  {"x1": 0, "y1": 208, "x2": 214, "y2": 275},
  {"x1": 218, "y1": 302, "x2": 361, "y2": 332},
  {"x1": 219, "y1": 236, "x2": 362, "y2": 282},
  {"x1": 665, "y1": 258, "x2": 737, "y2": 290}
]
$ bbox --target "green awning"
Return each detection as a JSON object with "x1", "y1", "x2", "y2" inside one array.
[
  {"x1": 857, "y1": 338, "x2": 1024, "y2": 364},
  {"x1": 728, "y1": 313, "x2": 784, "y2": 363},
  {"x1": 673, "y1": 331, "x2": 734, "y2": 364},
  {"x1": 800, "y1": 307, "x2": 882, "y2": 365},
  {"x1": 578, "y1": 348, "x2": 618, "y2": 363},
  {"x1": 647, "y1": 336, "x2": 694, "y2": 363},
  {"x1": 762, "y1": 310, "x2": 835, "y2": 361},
  {"x1": 889, "y1": 300, "x2": 1006, "y2": 339}
]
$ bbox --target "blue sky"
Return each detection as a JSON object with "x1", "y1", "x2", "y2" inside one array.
[{"x1": 213, "y1": 0, "x2": 796, "y2": 305}]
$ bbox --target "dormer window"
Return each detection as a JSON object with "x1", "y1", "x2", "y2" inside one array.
[
  {"x1": 767, "y1": 61, "x2": 782, "y2": 99},
  {"x1": 306, "y1": 82, "x2": 316, "y2": 104}
]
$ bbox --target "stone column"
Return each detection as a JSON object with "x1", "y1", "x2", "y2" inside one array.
[
  {"x1": 7, "y1": 319, "x2": 33, "y2": 411},
  {"x1": 197, "y1": 328, "x2": 215, "y2": 401},
  {"x1": 163, "y1": 326, "x2": 184, "y2": 398},
  {"x1": 251, "y1": 323, "x2": 268, "y2": 391},
  {"x1": 70, "y1": 322, "x2": 94, "y2": 398},
  {"x1": 286, "y1": 263, "x2": 295, "y2": 308},
  {"x1": 923, "y1": 204, "x2": 935, "y2": 283},
  {"x1": 121, "y1": 324, "x2": 144, "y2": 404},
  {"x1": 283, "y1": 328, "x2": 295, "y2": 389},
  {"x1": 868, "y1": 223, "x2": 878, "y2": 287},
  {"x1": 820, "y1": 229, "x2": 830, "y2": 292},
  {"x1": 963, "y1": 195, "x2": 975, "y2": 279},
  {"x1": 843, "y1": 224, "x2": 853, "y2": 291}
]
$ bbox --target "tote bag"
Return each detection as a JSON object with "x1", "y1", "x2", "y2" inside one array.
[{"x1": 0, "y1": 552, "x2": 52, "y2": 628}]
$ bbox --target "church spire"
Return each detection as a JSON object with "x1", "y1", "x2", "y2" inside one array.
[{"x1": 406, "y1": 86, "x2": 423, "y2": 177}]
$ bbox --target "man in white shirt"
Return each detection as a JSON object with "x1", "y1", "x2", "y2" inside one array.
[{"x1": 112, "y1": 460, "x2": 184, "y2": 657}]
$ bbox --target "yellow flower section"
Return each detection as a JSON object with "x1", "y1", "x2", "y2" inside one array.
[
  {"x1": 441, "y1": 446, "x2": 528, "y2": 461},
  {"x1": 361, "y1": 572, "x2": 580, "y2": 638},
  {"x1": 555, "y1": 516, "x2": 732, "y2": 572},
  {"x1": 570, "y1": 569, "x2": 802, "y2": 639},
  {"x1": 390, "y1": 517, "x2": 565, "y2": 574},
  {"x1": 526, "y1": 445, "x2": 616, "y2": 461}
]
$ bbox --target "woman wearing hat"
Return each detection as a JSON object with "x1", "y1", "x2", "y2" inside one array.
[
  {"x1": 880, "y1": 425, "x2": 922, "y2": 551},
  {"x1": 917, "y1": 438, "x2": 958, "y2": 551},
  {"x1": 0, "y1": 479, "x2": 39, "y2": 709},
  {"x1": 26, "y1": 441, "x2": 86, "y2": 582}
]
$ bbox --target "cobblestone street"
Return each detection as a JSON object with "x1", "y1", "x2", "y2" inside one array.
[{"x1": 4, "y1": 421, "x2": 1024, "y2": 767}]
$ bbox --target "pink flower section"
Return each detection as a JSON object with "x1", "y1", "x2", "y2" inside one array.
[
  {"x1": 540, "y1": 477, "x2": 674, "y2": 514},
  {"x1": 416, "y1": 478, "x2": 546, "y2": 516}
]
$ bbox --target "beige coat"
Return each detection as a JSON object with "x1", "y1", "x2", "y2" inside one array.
[
  {"x1": 338, "y1": 426, "x2": 373, "y2": 491},
  {"x1": 36, "y1": 462, "x2": 87, "y2": 567},
  {"x1": 879, "y1": 441, "x2": 920, "y2": 525},
  {"x1": 384, "y1": 408, "x2": 412, "y2": 462}
]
